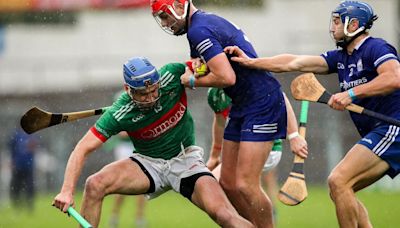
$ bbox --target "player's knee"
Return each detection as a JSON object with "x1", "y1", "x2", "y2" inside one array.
[
  {"x1": 219, "y1": 178, "x2": 236, "y2": 195},
  {"x1": 236, "y1": 178, "x2": 257, "y2": 197},
  {"x1": 327, "y1": 172, "x2": 346, "y2": 196},
  {"x1": 84, "y1": 174, "x2": 106, "y2": 199}
]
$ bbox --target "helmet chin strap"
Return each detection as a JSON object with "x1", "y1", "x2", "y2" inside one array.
[
  {"x1": 172, "y1": 1, "x2": 191, "y2": 36},
  {"x1": 336, "y1": 17, "x2": 365, "y2": 49}
]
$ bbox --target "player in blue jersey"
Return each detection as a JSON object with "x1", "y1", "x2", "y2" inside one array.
[
  {"x1": 225, "y1": 1, "x2": 400, "y2": 227},
  {"x1": 151, "y1": 1, "x2": 307, "y2": 227}
]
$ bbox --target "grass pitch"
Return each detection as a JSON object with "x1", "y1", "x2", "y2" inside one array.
[{"x1": 1, "y1": 186, "x2": 399, "y2": 227}]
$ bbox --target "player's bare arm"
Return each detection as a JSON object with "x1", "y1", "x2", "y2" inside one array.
[
  {"x1": 207, "y1": 113, "x2": 226, "y2": 170},
  {"x1": 284, "y1": 94, "x2": 308, "y2": 158},
  {"x1": 353, "y1": 59, "x2": 400, "y2": 97},
  {"x1": 181, "y1": 53, "x2": 236, "y2": 88},
  {"x1": 53, "y1": 131, "x2": 103, "y2": 212},
  {"x1": 329, "y1": 59, "x2": 400, "y2": 111},
  {"x1": 225, "y1": 45, "x2": 329, "y2": 74}
]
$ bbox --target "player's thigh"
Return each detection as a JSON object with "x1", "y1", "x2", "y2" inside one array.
[
  {"x1": 236, "y1": 141, "x2": 273, "y2": 182},
  {"x1": 330, "y1": 144, "x2": 389, "y2": 190},
  {"x1": 93, "y1": 158, "x2": 150, "y2": 195},
  {"x1": 191, "y1": 175, "x2": 231, "y2": 211},
  {"x1": 220, "y1": 140, "x2": 239, "y2": 182}
]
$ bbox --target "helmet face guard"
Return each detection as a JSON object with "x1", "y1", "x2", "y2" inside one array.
[
  {"x1": 123, "y1": 57, "x2": 161, "y2": 111},
  {"x1": 151, "y1": 0, "x2": 189, "y2": 35},
  {"x1": 127, "y1": 83, "x2": 161, "y2": 111}
]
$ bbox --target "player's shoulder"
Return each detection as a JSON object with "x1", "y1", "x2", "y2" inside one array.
[
  {"x1": 108, "y1": 92, "x2": 134, "y2": 115},
  {"x1": 188, "y1": 11, "x2": 219, "y2": 37},
  {"x1": 364, "y1": 37, "x2": 389, "y2": 47},
  {"x1": 362, "y1": 37, "x2": 398, "y2": 56},
  {"x1": 158, "y1": 63, "x2": 185, "y2": 77}
]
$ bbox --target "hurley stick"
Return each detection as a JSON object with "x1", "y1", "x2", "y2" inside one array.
[
  {"x1": 20, "y1": 106, "x2": 109, "y2": 134},
  {"x1": 278, "y1": 100, "x2": 309, "y2": 206},
  {"x1": 67, "y1": 207, "x2": 93, "y2": 228},
  {"x1": 291, "y1": 73, "x2": 400, "y2": 127}
]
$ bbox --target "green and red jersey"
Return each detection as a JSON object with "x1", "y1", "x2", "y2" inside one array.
[
  {"x1": 91, "y1": 63, "x2": 195, "y2": 159},
  {"x1": 207, "y1": 88, "x2": 282, "y2": 151}
]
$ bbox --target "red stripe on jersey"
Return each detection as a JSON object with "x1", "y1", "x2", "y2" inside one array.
[
  {"x1": 90, "y1": 126, "x2": 108, "y2": 142},
  {"x1": 128, "y1": 91, "x2": 188, "y2": 140}
]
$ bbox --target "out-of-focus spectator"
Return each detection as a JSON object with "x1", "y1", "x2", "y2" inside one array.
[{"x1": 9, "y1": 127, "x2": 39, "y2": 211}]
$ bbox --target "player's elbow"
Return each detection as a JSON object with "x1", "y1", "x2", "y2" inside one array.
[
  {"x1": 393, "y1": 70, "x2": 400, "y2": 89},
  {"x1": 224, "y1": 75, "x2": 236, "y2": 86}
]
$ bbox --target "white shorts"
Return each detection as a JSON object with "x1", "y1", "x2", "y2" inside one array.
[
  {"x1": 113, "y1": 141, "x2": 134, "y2": 161},
  {"x1": 130, "y1": 146, "x2": 211, "y2": 200},
  {"x1": 262, "y1": 151, "x2": 282, "y2": 172}
]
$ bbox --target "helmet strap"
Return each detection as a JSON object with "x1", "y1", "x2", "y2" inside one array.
[
  {"x1": 343, "y1": 17, "x2": 365, "y2": 37},
  {"x1": 337, "y1": 17, "x2": 365, "y2": 49},
  {"x1": 336, "y1": 30, "x2": 365, "y2": 49},
  {"x1": 172, "y1": 0, "x2": 191, "y2": 36}
]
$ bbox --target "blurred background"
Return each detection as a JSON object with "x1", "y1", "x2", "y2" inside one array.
[{"x1": 0, "y1": 0, "x2": 399, "y2": 227}]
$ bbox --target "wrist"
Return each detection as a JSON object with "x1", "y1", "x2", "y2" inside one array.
[
  {"x1": 288, "y1": 131, "x2": 300, "y2": 140},
  {"x1": 189, "y1": 74, "x2": 196, "y2": 89},
  {"x1": 348, "y1": 88, "x2": 357, "y2": 101}
]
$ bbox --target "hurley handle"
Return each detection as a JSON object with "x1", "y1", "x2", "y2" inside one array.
[{"x1": 67, "y1": 207, "x2": 93, "y2": 228}]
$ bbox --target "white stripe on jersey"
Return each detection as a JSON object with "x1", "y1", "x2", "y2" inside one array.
[
  {"x1": 373, "y1": 125, "x2": 399, "y2": 156},
  {"x1": 113, "y1": 101, "x2": 134, "y2": 121},
  {"x1": 161, "y1": 71, "x2": 174, "y2": 88},
  {"x1": 196, "y1": 38, "x2": 213, "y2": 55},
  {"x1": 374, "y1": 53, "x2": 397, "y2": 67},
  {"x1": 196, "y1": 38, "x2": 210, "y2": 50}
]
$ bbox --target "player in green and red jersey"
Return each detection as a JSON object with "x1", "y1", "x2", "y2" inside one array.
[{"x1": 53, "y1": 57, "x2": 252, "y2": 228}]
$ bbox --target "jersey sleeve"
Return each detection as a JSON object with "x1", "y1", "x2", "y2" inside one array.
[
  {"x1": 321, "y1": 50, "x2": 340, "y2": 74},
  {"x1": 188, "y1": 26, "x2": 223, "y2": 62},
  {"x1": 368, "y1": 41, "x2": 399, "y2": 68},
  {"x1": 91, "y1": 105, "x2": 124, "y2": 142},
  {"x1": 207, "y1": 88, "x2": 232, "y2": 115},
  {"x1": 158, "y1": 63, "x2": 186, "y2": 88}
]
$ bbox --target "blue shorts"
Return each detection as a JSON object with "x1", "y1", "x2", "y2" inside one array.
[
  {"x1": 358, "y1": 124, "x2": 400, "y2": 178},
  {"x1": 224, "y1": 88, "x2": 287, "y2": 142}
]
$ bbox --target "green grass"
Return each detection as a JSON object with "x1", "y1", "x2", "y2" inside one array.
[{"x1": 1, "y1": 186, "x2": 399, "y2": 227}]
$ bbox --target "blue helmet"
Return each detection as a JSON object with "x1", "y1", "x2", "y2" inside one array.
[
  {"x1": 332, "y1": 1, "x2": 378, "y2": 36},
  {"x1": 123, "y1": 57, "x2": 160, "y2": 90}
]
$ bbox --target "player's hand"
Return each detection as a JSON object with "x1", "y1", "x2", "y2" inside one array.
[
  {"x1": 207, "y1": 157, "x2": 220, "y2": 171},
  {"x1": 289, "y1": 135, "x2": 308, "y2": 159},
  {"x1": 180, "y1": 67, "x2": 194, "y2": 89},
  {"x1": 53, "y1": 191, "x2": 74, "y2": 213},
  {"x1": 328, "y1": 91, "x2": 352, "y2": 111},
  {"x1": 224, "y1": 46, "x2": 254, "y2": 67}
]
